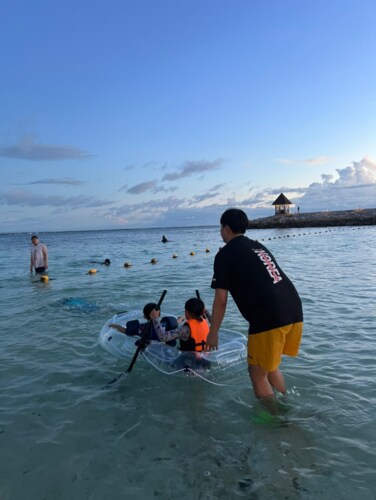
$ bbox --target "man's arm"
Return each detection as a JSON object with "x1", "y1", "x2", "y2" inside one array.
[
  {"x1": 30, "y1": 252, "x2": 34, "y2": 273},
  {"x1": 205, "y1": 288, "x2": 228, "y2": 350},
  {"x1": 43, "y1": 245, "x2": 48, "y2": 269}
]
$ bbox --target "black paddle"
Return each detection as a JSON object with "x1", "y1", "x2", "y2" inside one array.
[
  {"x1": 126, "y1": 289, "x2": 167, "y2": 373},
  {"x1": 106, "y1": 289, "x2": 167, "y2": 386},
  {"x1": 195, "y1": 289, "x2": 212, "y2": 324}
]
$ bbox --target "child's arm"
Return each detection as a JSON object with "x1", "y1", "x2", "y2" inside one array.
[
  {"x1": 149, "y1": 310, "x2": 190, "y2": 343},
  {"x1": 109, "y1": 323, "x2": 126, "y2": 334},
  {"x1": 151, "y1": 317, "x2": 191, "y2": 343},
  {"x1": 151, "y1": 317, "x2": 176, "y2": 342}
]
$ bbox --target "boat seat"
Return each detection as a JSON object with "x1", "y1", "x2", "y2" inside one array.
[{"x1": 125, "y1": 319, "x2": 141, "y2": 336}]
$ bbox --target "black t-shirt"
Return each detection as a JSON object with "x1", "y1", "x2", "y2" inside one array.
[{"x1": 211, "y1": 235, "x2": 303, "y2": 334}]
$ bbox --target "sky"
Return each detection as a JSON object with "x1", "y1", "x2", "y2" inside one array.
[{"x1": 1, "y1": 0, "x2": 376, "y2": 233}]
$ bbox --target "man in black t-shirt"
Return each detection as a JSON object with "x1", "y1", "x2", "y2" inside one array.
[{"x1": 207, "y1": 209, "x2": 303, "y2": 409}]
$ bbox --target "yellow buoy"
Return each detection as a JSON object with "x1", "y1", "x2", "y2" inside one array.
[
  {"x1": 124, "y1": 262, "x2": 132, "y2": 268},
  {"x1": 172, "y1": 254, "x2": 178, "y2": 259},
  {"x1": 88, "y1": 268, "x2": 97, "y2": 274},
  {"x1": 190, "y1": 251, "x2": 195, "y2": 256},
  {"x1": 40, "y1": 275, "x2": 49, "y2": 282},
  {"x1": 150, "y1": 258, "x2": 157, "y2": 264}
]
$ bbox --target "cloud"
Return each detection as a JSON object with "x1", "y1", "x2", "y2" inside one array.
[
  {"x1": 3, "y1": 156, "x2": 375, "y2": 231},
  {"x1": 275, "y1": 156, "x2": 331, "y2": 166},
  {"x1": 126, "y1": 180, "x2": 158, "y2": 194},
  {"x1": 238, "y1": 157, "x2": 376, "y2": 215},
  {"x1": 124, "y1": 161, "x2": 160, "y2": 171},
  {"x1": 191, "y1": 191, "x2": 222, "y2": 204},
  {"x1": 0, "y1": 135, "x2": 91, "y2": 161},
  {"x1": 104, "y1": 196, "x2": 181, "y2": 225},
  {"x1": 120, "y1": 161, "x2": 225, "y2": 195},
  {"x1": 124, "y1": 180, "x2": 177, "y2": 195},
  {"x1": 162, "y1": 159, "x2": 224, "y2": 181},
  {"x1": 0, "y1": 189, "x2": 112, "y2": 209},
  {"x1": 104, "y1": 195, "x2": 228, "y2": 227},
  {"x1": 296, "y1": 156, "x2": 376, "y2": 211},
  {"x1": 334, "y1": 156, "x2": 376, "y2": 185},
  {"x1": 208, "y1": 183, "x2": 226, "y2": 192},
  {"x1": 29, "y1": 178, "x2": 85, "y2": 186}
]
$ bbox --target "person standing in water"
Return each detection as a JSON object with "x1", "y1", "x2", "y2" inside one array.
[
  {"x1": 206, "y1": 208, "x2": 303, "y2": 412},
  {"x1": 30, "y1": 235, "x2": 48, "y2": 274}
]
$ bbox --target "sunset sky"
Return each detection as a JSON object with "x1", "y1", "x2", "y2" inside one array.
[{"x1": 1, "y1": 0, "x2": 376, "y2": 232}]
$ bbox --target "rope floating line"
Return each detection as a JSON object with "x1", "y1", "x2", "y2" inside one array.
[
  {"x1": 141, "y1": 351, "x2": 240, "y2": 387},
  {"x1": 257, "y1": 224, "x2": 369, "y2": 242}
]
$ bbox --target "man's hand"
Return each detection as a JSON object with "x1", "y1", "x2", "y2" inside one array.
[
  {"x1": 205, "y1": 330, "x2": 219, "y2": 351},
  {"x1": 205, "y1": 288, "x2": 227, "y2": 350}
]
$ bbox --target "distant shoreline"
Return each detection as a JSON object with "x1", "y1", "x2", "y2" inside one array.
[{"x1": 247, "y1": 208, "x2": 376, "y2": 229}]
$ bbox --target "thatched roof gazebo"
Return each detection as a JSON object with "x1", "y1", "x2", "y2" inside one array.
[{"x1": 272, "y1": 193, "x2": 293, "y2": 215}]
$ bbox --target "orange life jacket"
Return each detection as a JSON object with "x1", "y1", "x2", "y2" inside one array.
[{"x1": 179, "y1": 318, "x2": 209, "y2": 352}]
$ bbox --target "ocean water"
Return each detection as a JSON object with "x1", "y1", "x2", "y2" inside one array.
[{"x1": 0, "y1": 225, "x2": 375, "y2": 500}]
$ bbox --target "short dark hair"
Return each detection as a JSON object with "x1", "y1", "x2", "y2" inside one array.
[
  {"x1": 143, "y1": 302, "x2": 157, "y2": 320},
  {"x1": 184, "y1": 297, "x2": 205, "y2": 320},
  {"x1": 31, "y1": 235, "x2": 38, "y2": 240},
  {"x1": 220, "y1": 208, "x2": 248, "y2": 234}
]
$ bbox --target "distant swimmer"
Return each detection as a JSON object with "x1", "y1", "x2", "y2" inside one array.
[
  {"x1": 161, "y1": 235, "x2": 169, "y2": 243},
  {"x1": 30, "y1": 235, "x2": 48, "y2": 274},
  {"x1": 90, "y1": 258, "x2": 111, "y2": 266}
]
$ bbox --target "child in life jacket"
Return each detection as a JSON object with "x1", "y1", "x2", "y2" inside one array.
[
  {"x1": 109, "y1": 302, "x2": 158, "y2": 335},
  {"x1": 150, "y1": 297, "x2": 210, "y2": 351}
]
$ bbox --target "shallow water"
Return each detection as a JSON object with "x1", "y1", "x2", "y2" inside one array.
[{"x1": 0, "y1": 226, "x2": 375, "y2": 499}]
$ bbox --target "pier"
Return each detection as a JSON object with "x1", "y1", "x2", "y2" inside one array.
[{"x1": 247, "y1": 208, "x2": 376, "y2": 229}]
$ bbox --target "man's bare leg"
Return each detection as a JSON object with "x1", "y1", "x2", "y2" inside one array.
[
  {"x1": 267, "y1": 367, "x2": 286, "y2": 394},
  {"x1": 248, "y1": 364, "x2": 273, "y2": 398},
  {"x1": 248, "y1": 365, "x2": 284, "y2": 415}
]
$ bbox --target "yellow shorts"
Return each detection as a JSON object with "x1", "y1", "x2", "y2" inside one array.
[{"x1": 247, "y1": 322, "x2": 303, "y2": 372}]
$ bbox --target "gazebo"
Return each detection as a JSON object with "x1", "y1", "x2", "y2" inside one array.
[{"x1": 272, "y1": 193, "x2": 293, "y2": 215}]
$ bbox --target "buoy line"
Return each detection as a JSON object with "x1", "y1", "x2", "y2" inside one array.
[{"x1": 257, "y1": 225, "x2": 369, "y2": 242}]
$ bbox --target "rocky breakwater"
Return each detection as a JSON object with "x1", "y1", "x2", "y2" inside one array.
[{"x1": 247, "y1": 208, "x2": 376, "y2": 229}]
